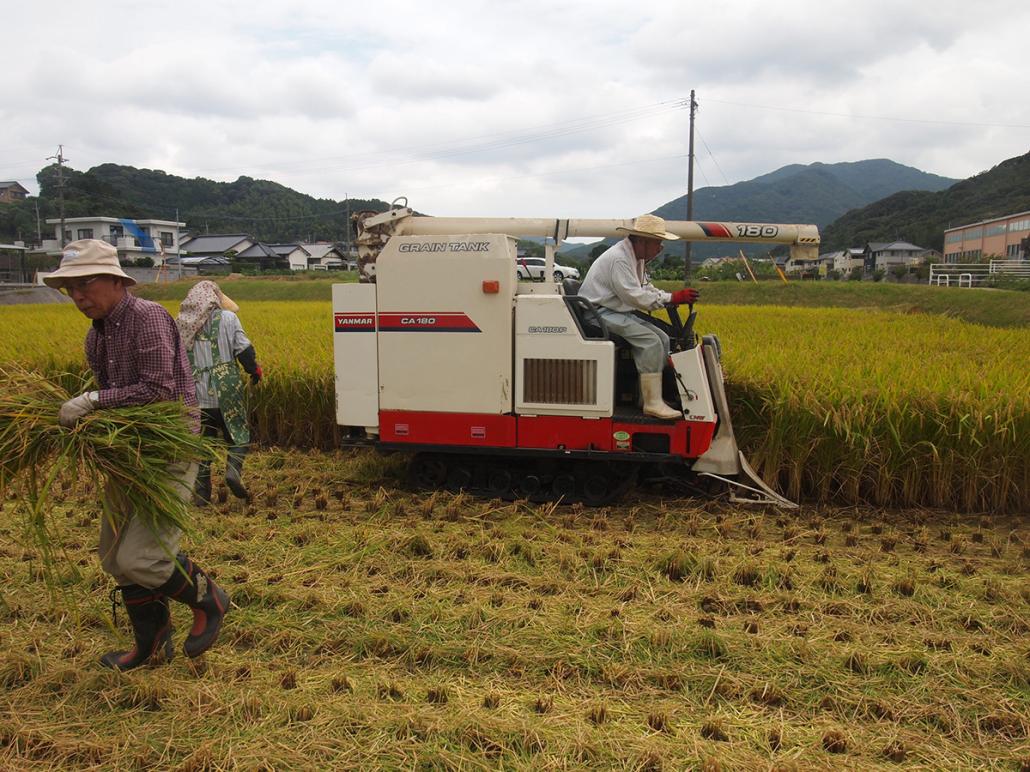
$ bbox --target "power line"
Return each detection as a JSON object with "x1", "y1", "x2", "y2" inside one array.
[
  {"x1": 692, "y1": 155, "x2": 713, "y2": 189},
  {"x1": 125, "y1": 100, "x2": 687, "y2": 179},
  {"x1": 704, "y1": 98, "x2": 1030, "y2": 129},
  {"x1": 377, "y1": 153, "x2": 689, "y2": 194},
  {"x1": 2, "y1": 100, "x2": 688, "y2": 186},
  {"x1": 696, "y1": 128, "x2": 730, "y2": 187}
]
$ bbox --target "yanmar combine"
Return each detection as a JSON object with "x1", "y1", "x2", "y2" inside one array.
[{"x1": 333, "y1": 200, "x2": 819, "y2": 507}]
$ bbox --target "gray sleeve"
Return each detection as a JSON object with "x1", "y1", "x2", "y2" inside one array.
[{"x1": 220, "y1": 310, "x2": 252, "y2": 358}]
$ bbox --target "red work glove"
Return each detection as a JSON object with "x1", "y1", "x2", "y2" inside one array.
[
  {"x1": 251, "y1": 365, "x2": 263, "y2": 385},
  {"x1": 669, "y1": 288, "x2": 699, "y2": 305}
]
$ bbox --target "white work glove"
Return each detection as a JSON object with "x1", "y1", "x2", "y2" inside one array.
[{"x1": 59, "y1": 391, "x2": 99, "y2": 428}]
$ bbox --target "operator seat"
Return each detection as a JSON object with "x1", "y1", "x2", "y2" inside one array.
[
  {"x1": 561, "y1": 279, "x2": 628, "y2": 347},
  {"x1": 562, "y1": 278, "x2": 583, "y2": 296}
]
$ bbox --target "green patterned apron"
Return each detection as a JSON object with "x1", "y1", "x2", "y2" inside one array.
[{"x1": 188, "y1": 310, "x2": 250, "y2": 446}]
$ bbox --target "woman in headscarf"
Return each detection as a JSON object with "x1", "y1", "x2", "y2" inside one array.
[{"x1": 177, "y1": 280, "x2": 262, "y2": 504}]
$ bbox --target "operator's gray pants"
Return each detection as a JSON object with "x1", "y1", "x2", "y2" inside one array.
[
  {"x1": 98, "y1": 462, "x2": 197, "y2": 588},
  {"x1": 596, "y1": 307, "x2": 670, "y2": 374}
]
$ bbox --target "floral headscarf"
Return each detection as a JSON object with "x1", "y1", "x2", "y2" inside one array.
[{"x1": 177, "y1": 281, "x2": 224, "y2": 348}]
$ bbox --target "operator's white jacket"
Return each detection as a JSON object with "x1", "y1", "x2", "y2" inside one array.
[{"x1": 579, "y1": 238, "x2": 672, "y2": 313}]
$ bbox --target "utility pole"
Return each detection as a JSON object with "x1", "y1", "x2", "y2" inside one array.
[
  {"x1": 175, "y1": 207, "x2": 182, "y2": 280},
  {"x1": 46, "y1": 145, "x2": 69, "y2": 247},
  {"x1": 684, "y1": 91, "x2": 697, "y2": 284},
  {"x1": 344, "y1": 192, "x2": 351, "y2": 264},
  {"x1": 34, "y1": 199, "x2": 41, "y2": 246},
  {"x1": 344, "y1": 193, "x2": 352, "y2": 251}
]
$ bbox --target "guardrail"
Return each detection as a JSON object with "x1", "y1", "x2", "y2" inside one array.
[{"x1": 928, "y1": 259, "x2": 1030, "y2": 286}]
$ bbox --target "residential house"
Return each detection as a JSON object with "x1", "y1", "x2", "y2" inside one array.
[
  {"x1": 699, "y1": 256, "x2": 740, "y2": 268},
  {"x1": 0, "y1": 181, "x2": 29, "y2": 204},
  {"x1": 298, "y1": 243, "x2": 349, "y2": 270},
  {"x1": 179, "y1": 234, "x2": 255, "y2": 259},
  {"x1": 44, "y1": 216, "x2": 186, "y2": 265},
  {"x1": 178, "y1": 234, "x2": 354, "y2": 271},
  {"x1": 234, "y1": 242, "x2": 288, "y2": 271},
  {"x1": 784, "y1": 253, "x2": 821, "y2": 279},
  {"x1": 168, "y1": 255, "x2": 232, "y2": 275},
  {"x1": 263, "y1": 243, "x2": 311, "y2": 271},
  {"x1": 862, "y1": 241, "x2": 927, "y2": 273},
  {"x1": 829, "y1": 248, "x2": 865, "y2": 275}
]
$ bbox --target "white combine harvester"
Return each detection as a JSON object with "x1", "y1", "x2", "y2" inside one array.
[{"x1": 332, "y1": 200, "x2": 819, "y2": 507}]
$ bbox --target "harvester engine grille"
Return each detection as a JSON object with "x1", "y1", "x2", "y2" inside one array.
[{"x1": 523, "y1": 358, "x2": 597, "y2": 405}]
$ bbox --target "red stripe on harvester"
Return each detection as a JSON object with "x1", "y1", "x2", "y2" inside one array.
[
  {"x1": 699, "y1": 223, "x2": 733, "y2": 238},
  {"x1": 378, "y1": 312, "x2": 480, "y2": 332}
]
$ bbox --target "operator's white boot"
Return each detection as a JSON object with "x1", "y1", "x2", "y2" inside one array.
[{"x1": 640, "y1": 373, "x2": 681, "y2": 420}]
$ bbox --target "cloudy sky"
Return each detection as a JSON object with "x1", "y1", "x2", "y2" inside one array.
[{"x1": 2, "y1": 0, "x2": 1028, "y2": 220}]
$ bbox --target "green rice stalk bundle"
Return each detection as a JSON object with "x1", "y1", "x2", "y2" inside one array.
[{"x1": 0, "y1": 366, "x2": 216, "y2": 573}]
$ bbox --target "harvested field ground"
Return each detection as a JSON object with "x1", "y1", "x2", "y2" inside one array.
[{"x1": 2, "y1": 449, "x2": 1028, "y2": 769}]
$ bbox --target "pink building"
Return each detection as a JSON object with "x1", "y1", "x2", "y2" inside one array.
[{"x1": 943, "y1": 210, "x2": 1030, "y2": 262}]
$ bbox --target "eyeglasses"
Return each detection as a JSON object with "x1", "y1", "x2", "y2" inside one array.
[{"x1": 59, "y1": 276, "x2": 104, "y2": 295}]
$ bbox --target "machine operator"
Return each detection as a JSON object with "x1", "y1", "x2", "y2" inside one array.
[{"x1": 578, "y1": 214, "x2": 698, "y2": 420}]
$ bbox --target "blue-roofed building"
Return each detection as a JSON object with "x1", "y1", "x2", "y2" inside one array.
[{"x1": 44, "y1": 216, "x2": 186, "y2": 265}]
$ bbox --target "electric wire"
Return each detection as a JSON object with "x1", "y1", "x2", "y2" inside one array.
[
  {"x1": 704, "y1": 98, "x2": 1030, "y2": 130},
  {"x1": 202, "y1": 100, "x2": 687, "y2": 176},
  {"x1": 696, "y1": 128, "x2": 730, "y2": 187}
]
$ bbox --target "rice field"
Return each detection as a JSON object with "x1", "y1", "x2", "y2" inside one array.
[
  {"x1": 1, "y1": 297, "x2": 1026, "y2": 512},
  {"x1": 2, "y1": 287, "x2": 1027, "y2": 768},
  {"x1": 1, "y1": 449, "x2": 1027, "y2": 769}
]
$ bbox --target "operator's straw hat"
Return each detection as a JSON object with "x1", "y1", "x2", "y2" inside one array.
[
  {"x1": 615, "y1": 214, "x2": 680, "y2": 241},
  {"x1": 43, "y1": 239, "x2": 137, "y2": 288}
]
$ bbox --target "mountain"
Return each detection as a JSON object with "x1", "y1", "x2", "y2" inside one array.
[
  {"x1": 0, "y1": 164, "x2": 392, "y2": 244},
  {"x1": 820, "y1": 151, "x2": 1030, "y2": 252},
  {"x1": 559, "y1": 159, "x2": 956, "y2": 261}
]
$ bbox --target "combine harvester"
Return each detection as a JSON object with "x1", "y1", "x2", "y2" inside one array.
[{"x1": 332, "y1": 200, "x2": 819, "y2": 507}]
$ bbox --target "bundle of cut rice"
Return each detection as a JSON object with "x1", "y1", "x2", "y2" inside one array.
[{"x1": 0, "y1": 366, "x2": 215, "y2": 567}]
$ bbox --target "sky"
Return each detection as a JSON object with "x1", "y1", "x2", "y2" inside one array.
[{"x1": 2, "y1": 0, "x2": 1029, "y2": 222}]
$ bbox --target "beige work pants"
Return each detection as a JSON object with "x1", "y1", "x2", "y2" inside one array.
[{"x1": 97, "y1": 462, "x2": 197, "y2": 588}]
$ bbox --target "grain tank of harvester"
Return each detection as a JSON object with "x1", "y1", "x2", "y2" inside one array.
[{"x1": 332, "y1": 200, "x2": 820, "y2": 506}]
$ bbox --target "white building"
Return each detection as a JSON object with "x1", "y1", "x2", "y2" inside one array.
[
  {"x1": 823, "y1": 248, "x2": 864, "y2": 275},
  {"x1": 44, "y1": 216, "x2": 185, "y2": 265},
  {"x1": 862, "y1": 241, "x2": 927, "y2": 272},
  {"x1": 298, "y1": 243, "x2": 350, "y2": 270}
]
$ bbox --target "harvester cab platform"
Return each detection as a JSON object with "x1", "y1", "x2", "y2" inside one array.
[{"x1": 333, "y1": 201, "x2": 819, "y2": 507}]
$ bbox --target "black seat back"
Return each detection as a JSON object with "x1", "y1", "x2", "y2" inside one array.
[{"x1": 562, "y1": 278, "x2": 582, "y2": 296}]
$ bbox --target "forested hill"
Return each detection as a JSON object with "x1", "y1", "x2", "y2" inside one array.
[
  {"x1": 656, "y1": 158, "x2": 954, "y2": 228},
  {"x1": 560, "y1": 158, "x2": 955, "y2": 261},
  {"x1": 820, "y1": 151, "x2": 1030, "y2": 251},
  {"x1": 0, "y1": 164, "x2": 391, "y2": 243}
]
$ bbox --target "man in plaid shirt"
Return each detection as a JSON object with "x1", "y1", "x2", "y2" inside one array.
[{"x1": 45, "y1": 239, "x2": 230, "y2": 671}]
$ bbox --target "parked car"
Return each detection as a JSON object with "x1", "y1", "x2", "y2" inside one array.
[{"x1": 516, "y1": 256, "x2": 580, "y2": 282}]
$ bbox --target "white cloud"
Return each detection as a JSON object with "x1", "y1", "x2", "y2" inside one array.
[{"x1": 2, "y1": 0, "x2": 1029, "y2": 222}]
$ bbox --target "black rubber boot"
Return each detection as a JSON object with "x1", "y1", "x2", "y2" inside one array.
[
  {"x1": 225, "y1": 446, "x2": 249, "y2": 499},
  {"x1": 155, "y1": 554, "x2": 229, "y2": 658},
  {"x1": 194, "y1": 461, "x2": 212, "y2": 506},
  {"x1": 100, "y1": 585, "x2": 174, "y2": 671}
]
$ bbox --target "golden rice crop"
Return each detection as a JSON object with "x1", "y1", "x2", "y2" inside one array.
[
  {"x1": 0, "y1": 300, "x2": 1026, "y2": 512},
  {"x1": 694, "y1": 306, "x2": 1029, "y2": 512}
]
